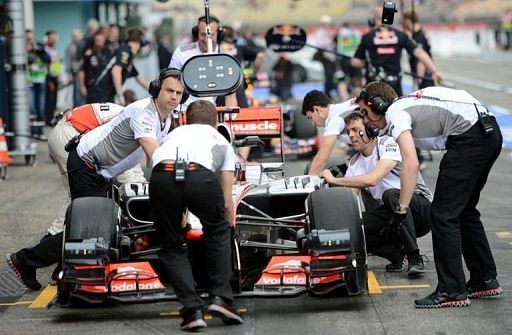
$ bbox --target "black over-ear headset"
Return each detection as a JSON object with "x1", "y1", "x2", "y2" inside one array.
[
  {"x1": 191, "y1": 15, "x2": 225, "y2": 44},
  {"x1": 349, "y1": 109, "x2": 380, "y2": 141},
  {"x1": 358, "y1": 89, "x2": 390, "y2": 115},
  {"x1": 148, "y1": 68, "x2": 189, "y2": 104}
]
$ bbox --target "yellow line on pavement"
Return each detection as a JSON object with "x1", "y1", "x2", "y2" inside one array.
[
  {"x1": 380, "y1": 284, "x2": 430, "y2": 290},
  {"x1": 496, "y1": 231, "x2": 512, "y2": 239},
  {"x1": 29, "y1": 285, "x2": 57, "y2": 309},
  {"x1": 0, "y1": 301, "x2": 33, "y2": 307},
  {"x1": 367, "y1": 271, "x2": 382, "y2": 294}
]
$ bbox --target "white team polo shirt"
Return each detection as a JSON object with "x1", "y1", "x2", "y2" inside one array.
[{"x1": 152, "y1": 124, "x2": 237, "y2": 172}]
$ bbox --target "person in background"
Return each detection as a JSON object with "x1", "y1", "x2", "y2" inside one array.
[
  {"x1": 402, "y1": 11, "x2": 433, "y2": 171},
  {"x1": 402, "y1": 11, "x2": 433, "y2": 89},
  {"x1": 157, "y1": 33, "x2": 173, "y2": 71},
  {"x1": 79, "y1": 31, "x2": 113, "y2": 103},
  {"x1": 351, "y1": 8, "x2": 443, "y2": 96},
  {"x1": 26, "y1": 29, "x2": 50, "y2": 139},
  {"x1": 65, "y1": 30, "x2": 85, "y2": 107},
  {"x1": 271, "y1": 53, "x2": 294, "y2": 101},
  {"x1": 44, "y1": 30, "x2": 62, "y2": 124},
  {"x1": 89, "y1": 28, "x2": 148, "y2": 106},
  {"x1": 312, "y1": 15, "x2": 337, "y2": 98},
  {"x1": 107, "y1": 24, "x2": 120, "y2": 50},
  {"x1": 335, "y1": 22, "x2": 362, "y2": 101}
]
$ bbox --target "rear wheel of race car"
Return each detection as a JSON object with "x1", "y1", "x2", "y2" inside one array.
[
  {"x1": 306, "y1": 188, "x2": 367, "y2": 295},
  {"x1": 292, "y1": 108, "x2": 317, "y2": 139},
  {"x1": 57, "y1": 197, "x2": 120, "y2": 305}
]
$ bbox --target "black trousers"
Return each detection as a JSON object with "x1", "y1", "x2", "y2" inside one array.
[
  {"x1": 432, "y1": 118, "x2": 502, "y2": 294},
  {"x1": 15, "y1": 149, "x2": 110, "y2": 270},
  {"x1": 149, "y1": 164, "x2": 233, "y2": 311},
  {"x1": 363, "y1": 189, "x2": 431, "y2": 263}
]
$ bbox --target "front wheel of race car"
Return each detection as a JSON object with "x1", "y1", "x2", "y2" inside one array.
[
  {"x1": 64, "y1": 197, "x2": 119, "y2": 248},
  {"x1": 306, "y1": 187, "x2": 367, "y2": 295},
  {"x1": 57, "y1": 197, "x2": 120, "y2": 306}
]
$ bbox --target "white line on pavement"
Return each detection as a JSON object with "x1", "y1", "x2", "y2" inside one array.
[{"x1": 443, "y1": 72, "x2": 507, "y2": 92}]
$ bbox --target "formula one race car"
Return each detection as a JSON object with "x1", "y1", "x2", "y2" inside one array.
[{"x1": 53, "y1": 106, "x2": 367, "y2": 306}]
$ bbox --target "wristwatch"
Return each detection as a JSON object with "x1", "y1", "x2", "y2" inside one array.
[{"x1": 395, "y1": 204, "x2": 409, "y2": 214}]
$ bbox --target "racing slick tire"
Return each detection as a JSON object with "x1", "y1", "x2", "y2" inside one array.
[
  {"x1": 58, "y1": 197, "x2": 120, "y2": 306},
  {"x1": 292, "y1": 108, "x2": 317, "y2": 139},
  {"x1": 306, "y1": 188, "x2": 367, "y2": 295},
  {"x1": 65, "y1": 196, "x2": 120, "y2": 251}
]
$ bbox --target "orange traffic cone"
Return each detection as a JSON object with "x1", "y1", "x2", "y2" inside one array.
[{"x1": 0, "y1": 117, "x2": 13, "y2": 168}]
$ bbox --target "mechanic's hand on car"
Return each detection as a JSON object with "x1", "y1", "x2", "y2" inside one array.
[{"x1": 320, "y1": 169, "x2": 335, "y2": 184}]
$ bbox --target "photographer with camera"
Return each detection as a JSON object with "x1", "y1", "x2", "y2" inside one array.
[
  {"x1": 320, "y1": 112, "x2": 431, "y2": 276},
  {"x1": 5, "y1": 69, "x2": 183, "y2": 291},
  {"x1": 150, "y1": 100, "x2": 243, "y2": 331},
  {"x1": 357, "y1": 81, "x2": 503, "y2": 308}
]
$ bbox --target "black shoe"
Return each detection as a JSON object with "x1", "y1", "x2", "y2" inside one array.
[
  {"x1": 180, "y1": 308, "x2": 207, "y2": 332},
  {"x1": 467, "y1": 278, "x2": 503, "y2": 298},
  {"x1": 5, "y1": 253, "x2": 42, "y2": 290},
  {"x1": 414, "y1": 290, "x2": 470, "y2": 308},
  {"x1": 407, "y1": 254, "x2": 426, "y2": 277},
  {"x1": 207, "y1": 296, "x2": 244, "y2": 325},
  {"x1": 385, "y1": 260, "x2": 404, "y2": 273}
]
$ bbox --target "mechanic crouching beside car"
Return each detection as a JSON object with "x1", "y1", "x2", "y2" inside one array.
[
  {"x1": 320, "y1": 112, "x2": 432, "y2": 277},
  {"x1": 149, "y1": 100, "x2": 243, "y2": 331}
]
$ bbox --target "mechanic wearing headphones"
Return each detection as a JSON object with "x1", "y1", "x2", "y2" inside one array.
[
  {"x1": 150, "y1": 100, "x2": 242, "y2": 331},
  {"x1": 301, "y1": 90, "x2": 358, "y2": 175},
  {"x1": 320, "y1": 112, "x2": 432, "y2": 277},
  {"x1": 45, "y1": 103, "x2": 146, "y2": 236},
  {"x1": 169, "y1": 15, "x2": 237, "y2": 108},
  {"x1": 5, "y1": 69, "x2": 183, "y2": 290},
  {"x1": 88, "y1": 28, "x2": 149, "y2": 105},
  {"x1": 357, "y1": 81, "x2": 503, "y2": 308}
]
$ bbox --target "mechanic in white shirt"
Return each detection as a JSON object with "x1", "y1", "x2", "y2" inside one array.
[
  {"x1": 169, "y1": 15, "x2": 236, "y2": 109},
  {"x1": 150, "y1": 100, "x2": 242, "y2": 331},
  {"x1": 357, "y1": 82, "x2": 503, "y2": 308},
  {"x1": 6, "y1": 69, "x2": 183, "y2": 291},
  {"x1": 320, "y1": 112, "x2": 432, "y2": 277},
  {"x1": 301, "y1": 90, "x2": 358, "y2": 175},
  {"x1": 46, "y1": 103, "x2": 146, "y2": 236}
]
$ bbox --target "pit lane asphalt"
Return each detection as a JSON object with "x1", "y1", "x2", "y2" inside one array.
[{"x1": 1, "y1": 56, "x2": 512, "y2": 334}]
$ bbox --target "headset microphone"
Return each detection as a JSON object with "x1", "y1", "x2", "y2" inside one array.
[{"x1": 358, "y1": 130, "x2": 371, "y2": 144}]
